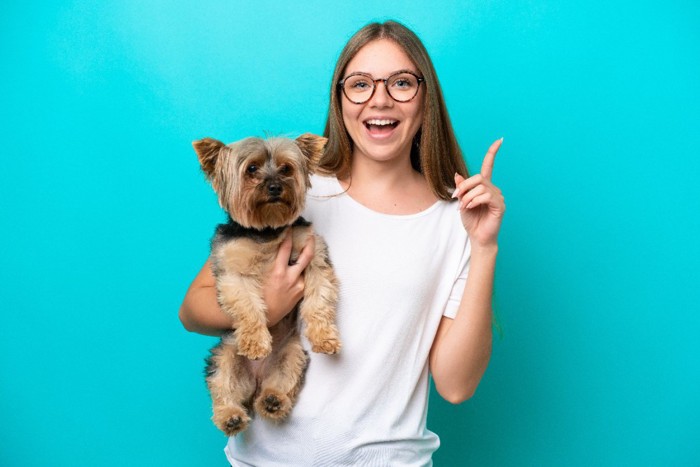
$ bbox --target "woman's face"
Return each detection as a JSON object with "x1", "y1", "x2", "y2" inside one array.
[{"x1": 341, "y1": 39, "x2": 424, "y2": 168}]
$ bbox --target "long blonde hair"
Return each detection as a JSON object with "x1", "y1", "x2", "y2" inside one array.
[{"x1": 320, "y1": 20, "x2": 468, "y2": 200}]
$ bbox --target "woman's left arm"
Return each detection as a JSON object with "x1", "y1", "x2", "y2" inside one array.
[{"x1": 429, "y1": 138, "x2": 505, "y2": 404}]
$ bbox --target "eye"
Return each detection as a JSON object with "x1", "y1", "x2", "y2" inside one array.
[
  {"x1": 246, "y1": 164, "x2": 258, "y2": 174},
  {"x1": 391, "y1": 75, "x2": 415, "y2": 89},
  {"x1": 346, "y1": 76, "x2": 372, "y2": 90},
  {"x1": 279, "y1": 164, "x2": 291, "y2": 175}
]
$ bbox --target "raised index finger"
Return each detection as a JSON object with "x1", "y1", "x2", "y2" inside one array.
[{"x1": 481, "y1": 138, "x2": 503, "y2": 180}]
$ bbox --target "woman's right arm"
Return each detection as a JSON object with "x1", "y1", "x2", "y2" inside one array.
[
  {"x1": 179, "y1": 258, "x2": 232, "y2": 336},
  {"x1": 179, "y1": 230, "x2": 315, "y2": 336}
]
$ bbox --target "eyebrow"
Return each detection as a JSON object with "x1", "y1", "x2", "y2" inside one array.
[{"x1": 343, "y1": 69, "x2": 418, "y2": 78}]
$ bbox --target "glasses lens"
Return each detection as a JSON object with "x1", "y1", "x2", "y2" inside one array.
[
  {"x1": 343, "y1": 74, "x2": 374, "y2": 103},
  {"x1": 386, "y1": 73, "x2": 420, "y2": 102}
]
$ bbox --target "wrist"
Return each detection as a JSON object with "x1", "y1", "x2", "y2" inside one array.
[{"x1": 470, "y1": 242, "x2": 499, "y2": 258}]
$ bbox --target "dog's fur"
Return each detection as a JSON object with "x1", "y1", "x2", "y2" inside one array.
[{"x1": 193, "y1": 134, "x2": 340, "y2": 436}]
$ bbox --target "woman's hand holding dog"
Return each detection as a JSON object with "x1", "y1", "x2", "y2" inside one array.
[
  {"x1": 179, "y1": 231, "x2": 315, "y2": 335},
  {"x1": 263, "y1": 229, "x2": 316, "y2": 327},
  {"x1": 452, "y1": 138, "x2": 506, "y2": 250}
]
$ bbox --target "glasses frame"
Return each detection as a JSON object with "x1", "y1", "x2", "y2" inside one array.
[{"x1": 338, "y1": 70, "x2": 425, "y2": 104}]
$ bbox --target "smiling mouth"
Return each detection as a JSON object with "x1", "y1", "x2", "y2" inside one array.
[{"x1": 364, "y1": 118, "x2": 399, "y2": 134}]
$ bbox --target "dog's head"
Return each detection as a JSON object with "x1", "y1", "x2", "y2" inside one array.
[{"x1": 193, "y1": 134, "x2": 326, "y2": 229}]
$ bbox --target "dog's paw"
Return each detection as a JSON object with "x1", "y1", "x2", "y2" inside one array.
[
  {"x1": 311, "y1": 338, "x2": 342, "y2": 355},
  {"x1": 236, "y1": 330, "x2": 273, "y2": 360},
  {"x1": 213, "y1": 406, "x2": 251, "y2": 436},
  {"x1": 308, "y1": 326, "x2": 342, "y2": 355},
  {"x1": 255, "y1": 389, "x2": 292, "y2": 420}
]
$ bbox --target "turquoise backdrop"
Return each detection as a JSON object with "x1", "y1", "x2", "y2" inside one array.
[{"x1": 1, "y1": 1, "x2": 698, "y2": 466}]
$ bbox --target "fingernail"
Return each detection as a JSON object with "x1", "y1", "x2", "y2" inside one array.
[{"x1": 451, "y1": 187, "x2": 459, "y2": 199}]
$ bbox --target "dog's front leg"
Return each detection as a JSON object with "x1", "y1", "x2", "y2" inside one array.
[
  {"x1": 299, "y1": 235, "x2": 341, "y2": 354},
  {"x1": 217, "y1": 274, "x2": 273, "y2": 360}
]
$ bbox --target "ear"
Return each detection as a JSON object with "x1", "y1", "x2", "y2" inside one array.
[
  {"x1": 192, "y1": 137, "x2": 225, "y2": 178},
  {"x1": 295, "y1": 133, "x2": 327, "y2": 171}
]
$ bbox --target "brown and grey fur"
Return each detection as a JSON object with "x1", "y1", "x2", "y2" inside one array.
[{"x1": 193, "y1": 134, "x2": 340, "y2": 436}]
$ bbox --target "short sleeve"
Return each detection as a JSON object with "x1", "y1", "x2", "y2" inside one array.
[{"x1": 442, "y1": 238, "x2": 471, "y2": 319}]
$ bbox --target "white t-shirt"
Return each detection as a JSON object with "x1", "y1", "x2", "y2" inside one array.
[{"x1": 226, "y1": 174, "x2": 471, "y2": 466}]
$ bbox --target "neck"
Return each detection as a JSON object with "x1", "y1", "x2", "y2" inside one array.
[
  {"x1": 338, "y1": 150, "x2": 436, "y2": 215},
  {"x1": 216, "y1": 216, "x2": 310, "y2": 242},
  {"x1": 343, "y1": 149, "x2": 417, "y2": 191}
]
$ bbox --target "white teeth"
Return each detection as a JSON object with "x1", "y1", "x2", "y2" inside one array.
[{"x1": 366, "y1": 119, "x2": 397, "y2": 126}]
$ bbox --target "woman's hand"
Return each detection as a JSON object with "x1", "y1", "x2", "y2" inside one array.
[
  {"x1": 452, "y1": 138, "x2": 506, "y2": 249},
  {"x1": 262, "y1": 229, "x2": 316, "y2": 326}
]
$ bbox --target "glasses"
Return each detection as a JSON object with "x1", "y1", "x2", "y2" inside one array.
[{"x1": 339, "y1": 70, "x2": 424, "y2": 104}]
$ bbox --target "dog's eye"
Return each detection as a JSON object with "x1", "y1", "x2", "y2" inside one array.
[
  {"x1": 279, "y1": 164, "x2": 291, "y2": 175},
  {"x1": 246, "y1": 164, "x2": 258, "y2": 174}
]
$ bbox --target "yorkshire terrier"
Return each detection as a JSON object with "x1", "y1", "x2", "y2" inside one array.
[{"x1": 192, "y1": 134, "x2": 340, "y2": 436}]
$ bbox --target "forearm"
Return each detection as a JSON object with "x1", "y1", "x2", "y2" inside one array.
[
  {"x1": 179, "y1": 259, "x2": 233, "y2": 336},
  {"x1": 430, "y1": 244, "x2": 497, "y2": 403},
  {"x1": 179, "y1": 284, "x2": 232, "y2": 336}
]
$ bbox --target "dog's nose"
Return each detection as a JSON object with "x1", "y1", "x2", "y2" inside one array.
[{"x1": 267, "y1": 182, "x2": 283, "y2": 197}]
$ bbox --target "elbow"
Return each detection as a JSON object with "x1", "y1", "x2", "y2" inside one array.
[
  {"x1": 440, "y1": 384, "x2": 478, "y2": 405},
  {"x1": 434, "y1": 359, "x2": 490, "y2": 404},
  {"x1": 179, "y1": 305, "x2": 196, "y2": 333}
]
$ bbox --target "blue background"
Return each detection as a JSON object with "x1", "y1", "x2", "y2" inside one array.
[{"x1": 1, "y1": 1, "x2": 698, "y2": 465}]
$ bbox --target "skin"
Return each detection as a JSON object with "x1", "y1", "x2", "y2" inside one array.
[{"x1": 179, "y1": 38, "x2": 505, "y2": 404}]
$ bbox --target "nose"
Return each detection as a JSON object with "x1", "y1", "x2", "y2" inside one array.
[
  {"x1": 267, "y1": 181, "x2": 283, "y2": 198},
  {"x1": 369, "y1": 80, "x2": 392, "y2": 107}
]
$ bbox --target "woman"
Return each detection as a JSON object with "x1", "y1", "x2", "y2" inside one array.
[{"x1": 180, "y1": 20, "x2": 505, "y2": 466}]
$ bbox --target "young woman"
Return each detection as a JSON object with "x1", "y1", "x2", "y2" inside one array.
[{"x1": 180, "y1": 20, "x2": 505, "y2": 466}]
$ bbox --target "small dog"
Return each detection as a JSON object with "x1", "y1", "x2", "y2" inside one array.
[{"x1": 193, "y1": 134, "x2": 341, "y2": 436}]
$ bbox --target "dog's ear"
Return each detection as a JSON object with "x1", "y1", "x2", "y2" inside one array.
[
  {"x1": 295, "y1": 133, "x2": 327, "y2": 172},
  {"x1": 193, "y1": 138, "x2": 225, "y2": 178}
]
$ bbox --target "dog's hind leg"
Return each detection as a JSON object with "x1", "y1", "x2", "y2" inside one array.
[
  {"x1": 254, "y1": 332, "x2": 308, "y2": 421},
  {"x1": 206, "y1": 335, "x2": 256, "y2": 435}
]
